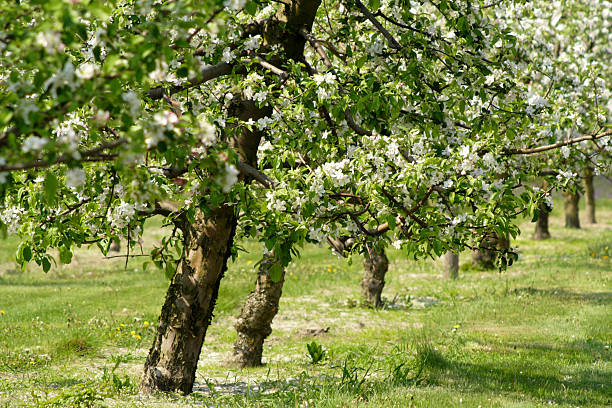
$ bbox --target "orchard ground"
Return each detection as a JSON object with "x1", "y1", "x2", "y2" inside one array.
[{"x1": 0, "y1": 183, "x2": 611, "y2": 407}]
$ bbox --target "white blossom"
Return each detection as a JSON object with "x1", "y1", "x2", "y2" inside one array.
[
  {"x1": 122, "y1": 91, "x2": 141, "y2": 118},
  {"x1": 109, "y1": 201, "x2": 136, "y2": 229},
  {"x1": 22, "y1": 136, "x2": 48, "y2": 153},
  {"x1": 0, "y1": 206, "x2": 23, "y2": 233},
  {"x1": 36, "y1": 31, "x2": 63, "y2": 54},
  {"x1": 65, "y1": 168, "x2": 86, "y2": 189},
  {"x1": 75, "y1": 62, "x2": 98, "y2": 80},
  {"x1": 217, "y1": 163, "x2": 239, "y2": 192},
  {"x1": 560, "y1": 145, "x2": 570, "y2": 158}
]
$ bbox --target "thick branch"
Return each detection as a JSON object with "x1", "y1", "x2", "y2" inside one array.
[
  {"x1": 146, "y1": 62, "x2": 235, "y2": 100},
  {"x1": 506, "y1": 129, "x2": 612, "y2": 155},
  {"x1": 354, "y1": 0, "x2": 401, "y2": 50},
  {"x1": 0, "y1": 138, "x2": 126, "y2": 171}
]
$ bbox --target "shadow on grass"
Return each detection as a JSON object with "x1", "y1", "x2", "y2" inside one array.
[
  {"x1": 430, "y1": 341, "x2": 612, "y2": 406},
  {"x1": 510, "y1": 287, "x2": 612, "y2": 305}
]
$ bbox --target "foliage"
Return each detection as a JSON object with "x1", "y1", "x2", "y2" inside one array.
[{"x1": 0, "y1": 0, "x2": 610, "y2": 275}]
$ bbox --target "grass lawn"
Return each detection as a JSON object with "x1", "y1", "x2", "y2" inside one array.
[{"x1": 0, "y1": 185, "x2": 611, "y2": 407}]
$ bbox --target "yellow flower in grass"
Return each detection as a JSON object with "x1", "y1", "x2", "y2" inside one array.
[
  {"x1": 143, "y1": 321, "x2": 150, "y2": 328},
  {"x1": 130, "y1": 330, "x2": 136, "y2": 336},
  {"x1": 0, "y1": 310, "x2": 5, "y2": 315}
]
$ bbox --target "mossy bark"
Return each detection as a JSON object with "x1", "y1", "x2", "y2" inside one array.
[
  {"x1": 443, "y1": 250, "x2": 459, "y2": 279},
  {"x1": 533, "y1": 201, "x2": 551, "y2": 240},
  {"x1": 564, "y1": 191, "x2": 580, "y2": 229},
  {"x1": 231, "y1": 256, "x2": 285, "y2": 367},
  {"x1": 361, "y1": 248, "x2": 389, "y2": 308},
  {"x1": 141, "y1": 208, "x2": 236, "y2": 394},
  {"x1": 583, "y1": 168, "x2": 596, "y2": 224}
]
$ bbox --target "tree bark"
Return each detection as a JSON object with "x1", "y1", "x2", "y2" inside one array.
[
  {"x1": 532, "y1": 201, "x2": 551, "y2": 240},
  {"x1": 141, "y1": 207, "x2": 236, "y2": 394},
  {"x1": 231, "y1": 255, "x2": 285, "y2": 367},
  {"x1": 472, "y1": 233, "x2": 509, "y2": 270},
  {"x1": 361, "y1": 248, "x2": 388, "y2": 308},
  {"x1": 564, "y1": 191, "x2": 580, "y2": 229},
  {"x1": 583, "y1": 167, "x2": 596, "y2": 224},
  {"x1": 442, "y1": 250, "x2": 459, "y2": 279},
  {"x1": 140, "y1": 0, "x2": 322, "y2": 395}
]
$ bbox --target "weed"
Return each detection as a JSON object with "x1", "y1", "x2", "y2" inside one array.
[{"x1": 306, "y1": 341, "x2": 326, "y2": 364}]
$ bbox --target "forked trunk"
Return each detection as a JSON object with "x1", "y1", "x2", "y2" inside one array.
[
  {"x1": 231, "y1": 255, "x2": 285, "y2": 367},
  {"x1": 564, "y1": 191, "x2": 580, "y2": 229},
  {"x1": 583, "y1": 168, "x2": 596, "y2": 224},
  {"x1": 141, "y1": 206, "x2": 236, "y2": 394},
  {"x1": 472, "y1": 233, "x2": 509, "y2": 270},
  {"x1": 442, "y1": 250, "x2": 459, "y2": 279},
  {"x1": 361, "y1": 248, "x2": 389, "y2": 308},
  {"x1": 533, "y1": 201, "x2": 551, "y2": 240}
]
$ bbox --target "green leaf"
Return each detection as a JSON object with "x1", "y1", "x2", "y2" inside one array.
[
  {"x1": 42, "y1": 257, "x2": 51, "y2": 273},
  {"x1": 43, "y1": 172, "x2": 58, "y2": 205},
  {"x1": 269, "y1": 262, "x2": 283, "y2": 282},
  {"x1": 164, "y1": 261, "x2": 176, "y2": 280},
  {"x1": 23, "y1": 245, "x2": 32, "y2": 262},
  {"x1": 59, "y1": 247, "x2": 72, "y2": 264}
]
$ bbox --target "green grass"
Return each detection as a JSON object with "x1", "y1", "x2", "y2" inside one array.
[{"x1": 1, "y1": 189, "x2": 611, "y2": 407}]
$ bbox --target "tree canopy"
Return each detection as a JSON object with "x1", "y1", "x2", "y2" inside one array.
[{"x1": 0, "y1": 0, "x2": 611, "y2": 290}]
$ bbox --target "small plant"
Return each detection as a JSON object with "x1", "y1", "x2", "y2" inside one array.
[
  {"x1": 338, "y1": 358, "x2": 372, "y2": 396},
  {"x1": 102, "y1": 355, "x2": 136, "y2": 395},
  {"x1": 306, "y1": 341, "x2": 326, "y2": 364}
]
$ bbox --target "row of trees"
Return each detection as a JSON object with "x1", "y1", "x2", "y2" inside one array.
[{"x1": 1, "y1": 0, "x2": 610, "y2": 395}]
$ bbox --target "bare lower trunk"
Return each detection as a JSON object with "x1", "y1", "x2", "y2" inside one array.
[
  {"x1": 140, "y1": 207, "x2": 236, "y2": 394},
  {"x1": 361, "y1": 248, "x2": 388, "y2": 308},
  {"x1": 564, "y1": 191, "x2": 580, "y2": 229},
  {"x1": 442, "y1": 250, "x2": 459, "y2": 279},
  {"x1": 583, "y1": 168, "x2": 596, "y2": 224},
  {"x1": 231, "y1": 256, "x2": 285, "y2": 367},
  {"x1": 472, "y1": 233, "x2": 509, "y2": 270},
  {"x1": 533, "y1": 201, "x2": 551, "y2": 240}
]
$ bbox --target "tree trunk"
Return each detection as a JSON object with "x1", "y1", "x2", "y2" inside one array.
[
  {"x1": 532, "y1": 201, "x2": 551, "y2": 240},
  {"x1": 583, "y1": 168, "x2": 596, "y2": 224},
  {"x1": 442, "y1": 250, "x2": 459, "y2": 279},
  {"x1": 140, "y1": 0, "x2": 322, "y2": 395},
  {"x1": 231, "y1": 255, "x2": 285, "y2": 367},
  {"x1": 564, "y1": 191, "x2": 580, "y2": 229},
  {"x1": 472, "y1": 233, "x2": 509, "y2": 270},
  {"x1": 361, "y1": 248, "x2": 388, "y2": 308},
  {"x1": 140, "y1": 207, "x2": 236, "y2": 394}
]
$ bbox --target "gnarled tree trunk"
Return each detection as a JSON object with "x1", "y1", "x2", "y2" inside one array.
[
  {"x1": 361, "y1": 248, "x2": 388, "y2": 308},
  {"x1": 564, "y1": 191, "x2": 580, "y2": 229},
  {"x1": 442, "y1": 250, "x2": 459, "y2": 279},
  {"x1": 141, "y1": 207, "x2": 236, "y2": 394},
  {"x1": 472, "y1": 233, "x2": 509, "y2": 270},
  {"x1": 583, "y1": 167, "x2": 596, "y2": 224},
  {"x1": 140, "y1": 0, "x2": 322, "y2": 395},
  {"x1": 533, "y1": 201, "x2": 551, "y2": 240},
  {"x1": 231, "y1": 255, "x2": 285, "y2": 367}
]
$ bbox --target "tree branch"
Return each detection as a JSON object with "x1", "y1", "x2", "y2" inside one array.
[
  {"x1": 146, "y1": 62, "x2": 235, "y2": 100},
  {"x1": 354, "y1": 0, "x2": 401, "y2": 50},
  {"x1": 0, "y1": 138, "x2": 126, "y2": 171},
  {"x1": 505, "y1": 129, "x2": 612, "y2": 155}
]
